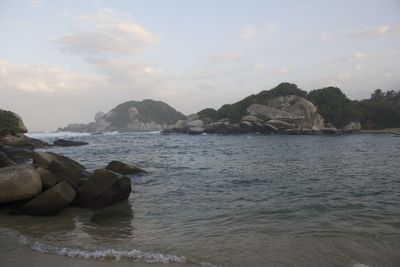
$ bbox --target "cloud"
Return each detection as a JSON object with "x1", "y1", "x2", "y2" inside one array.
[
  {"x1": 31, "y1": 0, "x2": 43, "y2": 8},
  {"x1": 241, "y1": 25, "x2": 258, "y2": 40},
  {"x1": 240, "y1": 23, "x2": 278, "y2": 40},
  {"x1": 0, "y1": 60, "x2": 105, "y2": 93},
  {"x1": 209, "y1": 50, "x2": 245, "y2": 63},
  {"x1": 321, "y1": 24, "x2": 400, "y2": 41},
  {"x1": 52, "y1": 8, "x2": 159, "y2": 55}
]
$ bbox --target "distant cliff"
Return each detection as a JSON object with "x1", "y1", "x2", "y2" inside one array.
[{"x1": 59, "y1": 99, "x2": 185, "y2": 133}]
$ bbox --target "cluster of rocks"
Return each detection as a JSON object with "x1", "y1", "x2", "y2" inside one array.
[
  {"x1": 0, "y1": 150, "x2": 145, "y2": 216},
  {"x1": 163, "y1": 95, "x2": 361, "y2": 135}
]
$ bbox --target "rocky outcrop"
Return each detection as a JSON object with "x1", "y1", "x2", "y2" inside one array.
[
  {"x1": 0, "y1": 165, "x2": 42, "y2": 204},
  {"x1": 0, "y1": 109, "x2": 27, "y2": 135},
  {"x1": 106, "y1": 161, "x2": 146, "y2": 175},
  {"x1": 59, "y1": 99, "x2": 185, "y2": 133},
  {"x1": 340, "y1": 121, "x2": 362, "y2": 133},
  {"x1": 15, "y1": 181, "x2": 76, "y2": 216},
  {"x1": 74, "y1": 169, "x2": 132, "y2": 208},
  {"x1": 247, "y1": 95, "x2": 325, "y2": 130},
  {"x1": 53, "y1": 139, "x2": 88, "y2": 147},
  {"x1": 0, "y1": 149, "x2": 16, "y2": 168}
]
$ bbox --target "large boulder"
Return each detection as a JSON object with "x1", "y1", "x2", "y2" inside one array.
[
  {"x1": 53, "y1": 139, "x2": 88, "y2": 147},
  {"x1": 36, "y1": 167, "x2": 57, "y2": 190},
  {"x1": 340, "y1": 121, "x2": 362, "y2": 133},
  {"x1": 15, "y1": 181, "x2": 76, "y2": 216},
  {"x1": 267, "y1": 119, "x2": 296, "y2": 130},
  {"x1": 75, "y1": 169, "x2": 132, "y2": 208},
  {"x1": 247, "y1": 95, "x2": 325, "y2": 130},
  {"x1": 106, "y1": 160, "x2": 146, "y2": 175},
  {"x1": 0, "y1": 164, "x2": 42, "y2": 204},
  {"x1": 33, "y1": 152, "x2": 89, "y2": 189}
]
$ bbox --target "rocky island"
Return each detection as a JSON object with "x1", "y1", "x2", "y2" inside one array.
[{"x1": 59, "y1": 99, "x2": 185, "y2": 133}]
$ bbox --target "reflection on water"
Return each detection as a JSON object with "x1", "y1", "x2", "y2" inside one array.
[{"x1": 0, "y1": 133, "x2": 400, "y2": 266}]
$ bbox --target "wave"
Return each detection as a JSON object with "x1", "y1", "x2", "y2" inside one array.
[
  {"x1": 19, "y1": 235, "x2": 186, "y2": 264},
  {"x1": 26, "y1": 131, "x2": 91, "y2": 139}
]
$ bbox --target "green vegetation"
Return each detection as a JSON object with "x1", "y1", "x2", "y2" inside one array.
[
  {"x1": 356, "y1": 89, "x2": 400, "y2": 129},
  {"x1": 108, "y1": 99, "x2": 185, "y2": 128},
  {"x1": 308, "y1": 87, "x2": 358, "y2": 128},
  {"x1": 196, "y1": 83, "x2": 400, "y2": 129},
  {"x1": 0, "y1": 109, "x2": 24, "y2": 135}
]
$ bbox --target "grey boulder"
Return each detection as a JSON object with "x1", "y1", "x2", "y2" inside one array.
[
  {"x1": 106, "y1": 160, "x2": 146, "y2": 175},
  {"x1": 15, "y1": 181, "x2": 76, "y2": 216},
  {"x1": 75, "y1": 169, "x2": 132, "y2": 208},
  {"x1": 0, "y1": 164, "x2": 42, "y2": 204}
]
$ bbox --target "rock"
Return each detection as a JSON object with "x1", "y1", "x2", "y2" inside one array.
[
  {"x1": 36, "y1": 167, "x2": 57, "y2": 190},
  {"x1": 206, "y1": 121, "x2": 249, "y2": 134},
  {"x1": 320, "y1": 127, "x2": 338, "y2": 134},
  {"x1": 53, "y1": 139, "x2": 88, "y2": 147},
  {"x1": 1, "y1": 145, "x2": 34, "y2": 164},
  {"x1": 188, "y1": 127, "x2": 205, "y2": 135},
  {"x1": 106, "y1": 160, "x2": 146, "y2": 175},
  {"x1": 247, "y1": 95, "x2": 325, "y2": 130},
  {"x1": 15, "y1": 181, "x2": 76, "y2": 216},
  {"x1": 0, "y1": 150, "x2": 16, "y2": 168},
  {"x1": 0, "y1": 109, "x2": 27, "y2": 134},
  {"x1": 241, "y1": 115, "x2": 263, "y2": 123},
  {"x1": 33, "y1": 152, "x2": 89, "y2": 189},
  {"x1": 75, "y1": 169, "x2": 132, "y2": 208},
  {"x1": 340, "y1": 121, "x2": 362, "y2": 133},
  {"x1": 240, "y1": 121, "x2": 253, "y2": 130},
  {"x1": 173, "y1": 120, "x2": 186, "y2": 131},
  {"x1": 0, "y1": 164, "x2": 42, "y2": 204},
  {"x1": 267, "y1": 119, "x2": 296, "y2": 130},
  {"x1": 186, "y1": 114, "x2": 200, "y2": 121},
  {"x1": 0, "y1": 133, "x2": 49, "y2": 148},
  {"x1": 186, "y1": 119, "x2": 204, "y2": 128},
  {"x1": 253, "y1": 123, "x2": 279, "y2": 134}
]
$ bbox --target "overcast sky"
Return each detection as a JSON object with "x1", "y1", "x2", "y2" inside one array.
[{"x1": 1, "y1": 0, "x2": 399, "y2": 131}]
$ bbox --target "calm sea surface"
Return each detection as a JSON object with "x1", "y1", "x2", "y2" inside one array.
[{"x1": 1, "y1": 132, "x2": 400, "y2": 267}]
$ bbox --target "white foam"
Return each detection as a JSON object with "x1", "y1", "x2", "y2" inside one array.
[
  {"x1": 19, "y1": 235, "x2": 186, "y2": 264},
  {"x1": 352, "y1": 264, "x2": 370, "y2": 267},
  {"x1": 26, "y1": 131, "x2": 91, "y2": 139}
]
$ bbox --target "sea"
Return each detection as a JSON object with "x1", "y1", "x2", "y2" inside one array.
[{"x1": 1, "y1": 132, "x2": 399, "y2": 267}]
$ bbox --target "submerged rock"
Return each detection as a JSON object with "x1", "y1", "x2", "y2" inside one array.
[
  {"x1": 0, "y1": 164, "x2": 42, "y2": 204},
  {"x1": 53, "y1": 139, "x2": 88, "y2": 147},
  {"x1": 15, "y1": 181, "x2": 76, "y2": 216},
  {"x1": 106, "y1": 160, "x2": 146, "y2": 175},
  {"x1": 75, "y1": 169, "x2": 132, "y2": 208}
]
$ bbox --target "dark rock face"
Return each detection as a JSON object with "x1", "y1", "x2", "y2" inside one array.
[
  {"x1": 105, "y1": 160, "x2": 146, "y2": 175},
  {"x1": 53, "y1": 139, "x2": 88, "y2": 147},
  {"x1": 15, "y1": 181, "x2": 76, "y2": 216},
  {"x1": 33, "y1": 152, "x2": 89, "y2": 189},
  {"x1": 0, "y1": 164, "x2": 42, "y2": 204},
  {"x1": 75, "y1": 169, "x2": 132, "y2": 208},
  {"x1": 36, "y1": 167, "x2": 57, "y2": 190},
  {"x1": 0, "y1": 150, "x2": 16, "y2": 168}
]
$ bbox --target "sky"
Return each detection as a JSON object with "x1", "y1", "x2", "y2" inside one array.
[{"x1": 0, "y1": 0, "x2": 399, "y2": 131}]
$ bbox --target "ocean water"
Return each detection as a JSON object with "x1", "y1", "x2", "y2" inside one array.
[{"x1": 1, "y1": 132, "x2": 400, "y2": 267}]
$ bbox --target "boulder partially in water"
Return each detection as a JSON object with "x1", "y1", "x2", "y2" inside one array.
[
  {"x1": 53, "y1": 139, "x2": 88, "y2": 147},
  {"x1": 75, "y1": 169, "x2": 132, "y2": 208},
  {"x1": 15, "y1": 181, "x2": 76, "y2": 216},
  {"x1": 0, "y1": 164, "x2": 42, "y2": 204},
  {"x1": 106, "y1": 160, "x2": 146, "y2": 175}
]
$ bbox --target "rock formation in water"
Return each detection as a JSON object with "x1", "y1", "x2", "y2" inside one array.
[{"x1": 59, "y1": 99, "x2": 185, "y2": 133}]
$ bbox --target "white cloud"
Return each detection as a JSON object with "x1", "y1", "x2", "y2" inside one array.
[
  {"x1": 241, "y1": 25, "x2": 258, "y2": 40},
  {"x1": 353, "y1": 52, "x2": 367, "y2": 59},
  {"x1": 321, "y1": 24, "x2": 400, "y2": 41},
  {"x1": 209, "y1": 50, "x2": 245, "y2": 63},
  {"x1": 264, "y1": 23, "x2": 279, "y2": 33},
  {"x1": 0, "y1": 60, "x2": 105, "y2": 93},
  {"x1": 52, "y1": 8, "x2": 159, "y2": 55},
  {"x1": 384, "y1": 72, "x2": 392, "y2": 78},
  {"x1": 31, "y1": 0, "x2": 43, "y2": 8}
]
